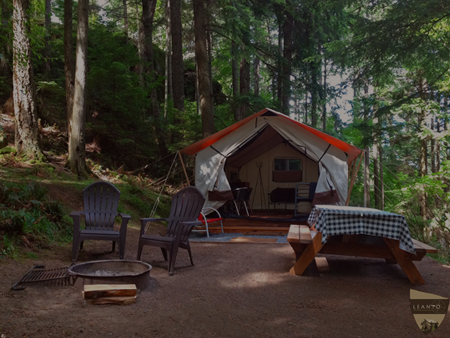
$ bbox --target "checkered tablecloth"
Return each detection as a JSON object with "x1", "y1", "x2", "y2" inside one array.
[{"x1": 308, "y1": 205, "x2": 416, "y2": 254}]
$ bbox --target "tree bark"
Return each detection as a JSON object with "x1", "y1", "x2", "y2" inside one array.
[
  {"x1": 281, "y1": 9, "x2": 293, "y2": 115},
  {"x1": 64, "y1": 0, "x2": 75, "y2": 135},
  {"x1": 363, "y1": 81, "x2": 370, "y2": 208},
  {"x1": 12, "y1": 0, "x2": 42, "y2": 159},
  {"x1": 193, "y1": 0, "x2": 214, "y2": 137},
  {"x1": 310, "y1": 62, "x2": 318, "y2": 128},
  {"x1": 164, "y1": 0, "x2": 172, "y2": 116},
  {"x1": 322, "y1": 56, "x2": 327, "y2": 131},
  {"x1": 68, "y1": 0, "x2": 89, "y2": 177},
  {"x1": 142, "y1": 0, "x2": 168, "y2": 157},
  {"x1": 170, "y1": 0, "x2": 184, "y2": 112},
  {"x1": 231, "y1": 40, "x2": 239, "y2": 121},
  {"x1": 238, "y1": 57, "x2": 250, "y2": 120},
  {"x1": 253, "y1": 57, "x2": 260, "y2": 96},
  {"x1": 44, "y1": 0, "x2": 51, "y2": 75},
  {"x1": 0, "y1": 0, "x2": 12, "y2": 79},
  {"x1": 276, "y1": 18, "x2": 282, "y2": 108},
  {"x1": 372, "y1": 117, "x2": 380, "y2": 209}
]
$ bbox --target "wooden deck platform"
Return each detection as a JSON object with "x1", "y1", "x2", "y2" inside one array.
[{"x1": 207, "y1": 210, "x2": 309, "y2": 234}]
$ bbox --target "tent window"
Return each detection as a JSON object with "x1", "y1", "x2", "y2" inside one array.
[{"x1": 273, "y1": 158, "x2": 302, "y2": 182}]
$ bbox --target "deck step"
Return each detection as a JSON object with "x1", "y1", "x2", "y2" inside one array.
[{"x1": 209, "y1": 226, "x2": 290, "y2": 234}]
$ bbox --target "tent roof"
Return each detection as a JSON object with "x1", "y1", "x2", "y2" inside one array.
[{"x1": 180, "y1": 108, "x2": 363, "y2": 163}]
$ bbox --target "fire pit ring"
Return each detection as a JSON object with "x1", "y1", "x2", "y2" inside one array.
[{"x1": 68, "y1": 260, "x2": 152, "y2": 290}]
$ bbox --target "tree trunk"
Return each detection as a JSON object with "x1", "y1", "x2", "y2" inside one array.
[
  {"x1": 304, "y1": 91, "x2": 308, "y2": 124},
  {"x1": 431, "y1": 114, "x2": 436, "y2": 173},
  {"x1": 276, "y1": 18, "x2": 282, "y2": 108},
  {"x1": 164, "y1": 0, "x2": 172, "y2": 117},
  {"x1": 68, "y1": 0, "x2": 89, "y2": 177},
  {"x1": 310, "y1": 59, "x2": 320, "y2": 128},
  {"x1": 281, "y1": 9, "x2": 293, "y2": 115},
  {"x1": 363, "y1": 81, "x2": 370, "y2": 208},
  {"x1": 12, "y1": 0, "x2": 42, "y2": 159},
  {"x1": 137, "y1": 8, "x2": 145, "y2": 88},
  {"x1": 238, "y1": 57, "x2": 250, "y2": 120},
  {"x1": 231, "y1": 40, "x2": 239, "y2": 121},
  {"x1": 322, "y1": 56, "x2": 327, "y2": 131},
  {"x1": 372, "y1": 113, "x2": 380, "y2": 209},
  {"x1": 445, "y1": 96, "x2": 449, "y2": 161},
  {"x1": 419, "y1": 107, "x2": 428, "y2": 220},
  {"x1": 170, "y1": 0, "x2": 183, "y2": 112},
  {"x1": 44, "y1": 0, "x2": 51, "y2": 75},
  {"x1": 193, "y1": 0, "x2": 214, "y2": 136},
  {"x1": 379, "y1": 140, "x2": 384, "y2": 210},
  {"x1": 0, "y1": 0, "x2": 12, "y2": 79},
  {"x1": 142, "y1": 0, "x2": 168, "y2": 157},
  {"x1": 253, "y1": 57, "x2": 260, "y2": 96},
  {"x1": 64, "y1": 0, "x2": 75, "y2": 136}
]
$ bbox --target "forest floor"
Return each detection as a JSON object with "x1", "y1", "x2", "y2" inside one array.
[{"x1": 1, "y1": 227, "x2": 450, "y2": 338}]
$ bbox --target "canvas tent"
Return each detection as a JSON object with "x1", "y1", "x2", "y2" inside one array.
[{"x1": 180, "y1": 108, "x2": 363, "y2": 212}]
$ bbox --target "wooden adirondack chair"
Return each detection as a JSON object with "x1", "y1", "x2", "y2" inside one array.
[
  {"x1": 71, "y1": 181, "x2": 131, "y2": 263},
  {"x1": 137, "y1": 186, "x2": 205, "y2": 275}
]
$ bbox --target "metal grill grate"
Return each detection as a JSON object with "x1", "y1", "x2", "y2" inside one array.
[{"x1": 11, "y1": 265, "x2": 77, "y2": 291}]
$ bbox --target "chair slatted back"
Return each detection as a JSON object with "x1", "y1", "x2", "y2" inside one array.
[
  {"x1": 166, "y1": 187, "x2": 205, "y2": 239},
  {"x1": 83, "y1": 182, "x2": 120, "y2": 230}
]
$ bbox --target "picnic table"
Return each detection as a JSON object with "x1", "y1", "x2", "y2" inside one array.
[{"x1": 287, "y1": 205, "x2": 437, "y2": 284}]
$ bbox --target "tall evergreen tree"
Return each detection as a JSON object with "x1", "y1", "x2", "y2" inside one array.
[
  {"x1": 68, "y1": 0, "x2": 89, "y2": 177},
  {"x1": 12, "y1": 0, "x2": 42, "y2": 159},
  {"x1": 193, "y1": 0, "x2": 214, "y2": 136}
]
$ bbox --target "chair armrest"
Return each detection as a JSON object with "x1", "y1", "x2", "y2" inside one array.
[
  {"x1": 119, "y1": 213, "x2": 131, "y2": 220},
  {"x1": 69, "y1": 211, "x2": 84, "y2": 218},
  {"x1": 119, "y1": 213, "x2": 131, "y2": 233},
  {"x1": 176, "y1": 221, "x2": 203, "y2": 241},
  {"x1": 70, "y1": 211, "x2": 84, "y2": 232}
]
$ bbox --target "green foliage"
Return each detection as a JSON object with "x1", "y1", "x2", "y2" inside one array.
[{"x1": 0, "y1": 181, "x2": 72, "y2": 258}]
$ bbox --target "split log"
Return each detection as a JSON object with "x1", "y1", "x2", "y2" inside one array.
[
  {"x1": 89, "y1": 296, "x2": 136, "y2": 305},
  {"x1": 83, "y1": 284, "x2": 137, "y2": 299}
]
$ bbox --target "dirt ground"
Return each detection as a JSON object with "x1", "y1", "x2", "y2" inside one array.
[{"x1": 1, "y1": 226, "x2": 450, "y2": 338}]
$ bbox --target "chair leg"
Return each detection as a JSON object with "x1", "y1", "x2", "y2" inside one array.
[
  {"x1": 205, "y1": 220, "x2": 209, "y2": 238},
  {"x1": 112, "y1": 241, "x2": 116, "y2": 253},
  {"x1": 72, "y1": 238, "x2": 80, "y2": 264},
  {"x1": 168, "y1": 245, "x2": 180, "y2": 276},
  {"x1": 220, "y1": 219, "x2": 224, "y2": 234},
  {"x1": 161, "y1": 248, "x2": 168, "y2": 261},
  {"x1": 119, "y1": 237, "x2": 125, "y2": 260},
  {"x1": 187, "y1": 243, "x2": 194, "y2": 266},
  {"x1": 243, "y1": 201, "x2": 249, "y2": 216},
  {"x1": 137, "y1": 241, "x2": 143, "y2": 260},
  {"x1": 80, "y1": 241, "x2": 84, "y2": 250},
  {"x1": 233, "y1": 200, "x2": 240, "y2": 215}
]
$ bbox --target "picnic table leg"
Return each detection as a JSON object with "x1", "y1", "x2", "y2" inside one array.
[
  {"x1": 290, "y1": 232, "x2": 324, "y2": 276},
  {"x1": 383, "y1": 238, "x2": 425, "y2": 285}
]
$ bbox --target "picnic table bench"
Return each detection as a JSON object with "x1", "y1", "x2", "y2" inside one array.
[{"x1": 287, "y1": 205, "x2": 438, "y2": 284}]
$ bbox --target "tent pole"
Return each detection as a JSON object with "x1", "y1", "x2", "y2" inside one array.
[
  {"x1": 346, "y1": 152, "x2": 364, "y2": 206},
  {"x1": 178, "y1": 151, "x2": 191, "y2": 186},
  {"x1": 348, "y1": 157, "x2": 356, "y2": 184}
]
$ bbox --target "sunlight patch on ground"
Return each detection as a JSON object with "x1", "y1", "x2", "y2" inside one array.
[{"x1": 218, "y1": 271, "x2": 287, "y2": 289}]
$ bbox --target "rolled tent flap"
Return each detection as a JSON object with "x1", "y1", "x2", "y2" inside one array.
[{"x1": 312, "y1": 163, "x2": 341, "y2": 206}]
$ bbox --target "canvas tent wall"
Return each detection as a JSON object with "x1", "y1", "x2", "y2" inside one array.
[{"x1": 180, "y1": 108, "x2": 363, "y2": 212}]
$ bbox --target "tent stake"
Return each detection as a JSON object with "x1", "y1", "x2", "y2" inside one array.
[{"x1": 178, "y1": 151, "x2": 191, "y2": 186}]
